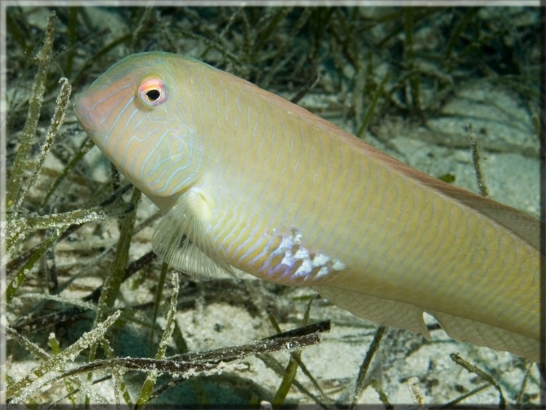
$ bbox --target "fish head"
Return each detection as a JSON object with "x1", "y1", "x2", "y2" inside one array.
[{"x1": 73, "y1": 52, "x2": 205, "y2": 204}]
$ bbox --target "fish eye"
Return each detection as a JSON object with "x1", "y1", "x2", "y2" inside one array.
[{"x1": 138, "y1": 77, "x2": 167, "y2": 106}]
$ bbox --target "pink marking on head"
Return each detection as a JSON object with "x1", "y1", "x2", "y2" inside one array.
[{"x1": 73, "y1": 77, "x2": 135, "y2": 146}]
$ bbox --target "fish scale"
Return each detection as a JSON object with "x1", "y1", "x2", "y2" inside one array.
[
  {"x1": 204, "y1": 87, "x2": 533, "y2": 328},
  {"x1": 74, "y1": 51, "x2": 541, "y2": 362}
]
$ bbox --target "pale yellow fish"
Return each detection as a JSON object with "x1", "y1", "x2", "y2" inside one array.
[{"x1": 73, "y1": 52, "x2": 542, "y2": 362}]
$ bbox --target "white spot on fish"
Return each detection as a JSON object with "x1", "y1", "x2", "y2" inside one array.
[
  {"x1": 294, "y1": 248, "x2": 309, "y2": 259},
  {"x1": 312, "y1": 253, "x2": 330, "y2": 267},
  {"x1": 275, "y1": 236, "x2": 294, "y2": 255},
  {"x1": 295, "y1": 258, "x2": 313, "y2": 277},
  {"x1": 265, "y1": 228, "x2": 347, "y2": 281},
  {"x1": 281, "y1": 252, "x2": 295, "y2": 267},
  {"x1": 316, "y1": 266, "x2": 330, "y2": 279}
]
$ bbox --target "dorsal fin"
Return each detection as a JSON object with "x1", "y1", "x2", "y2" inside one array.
[
  {"x1": 347, "y1": 140, "x2": 541, "y2": 251},
  {"x1": 401, "y1": 167, "x2": 541, "y2": 250},
  {"x1": 438, "y1": 187, "x2": 540, "y2": 250}
]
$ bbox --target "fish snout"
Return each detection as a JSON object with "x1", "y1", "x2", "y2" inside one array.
[{"x1": 73, "y1": 91, "x2": 97, "y2": 133}]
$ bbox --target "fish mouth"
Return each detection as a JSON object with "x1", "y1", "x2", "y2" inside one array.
[{"x1": 73, "y1": 91, "x2": 98, "y2": 132}]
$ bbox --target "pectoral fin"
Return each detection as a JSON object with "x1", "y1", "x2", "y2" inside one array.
[{"x1": 152, "y1": 190, "x2": 234, "y2": 280}]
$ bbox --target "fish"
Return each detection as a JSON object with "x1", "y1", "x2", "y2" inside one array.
[{"x1": 73, "y1": 51, "x2": 542, "y2": 362}]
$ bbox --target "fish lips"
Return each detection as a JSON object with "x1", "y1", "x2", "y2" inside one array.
[{"x1": 73, "y1": 91, "x2": 98, "y2": 134}]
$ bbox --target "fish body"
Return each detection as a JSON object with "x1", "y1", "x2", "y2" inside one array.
[{"x1": 74, "y1": 52, "x2": 542, "y2": 361}]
